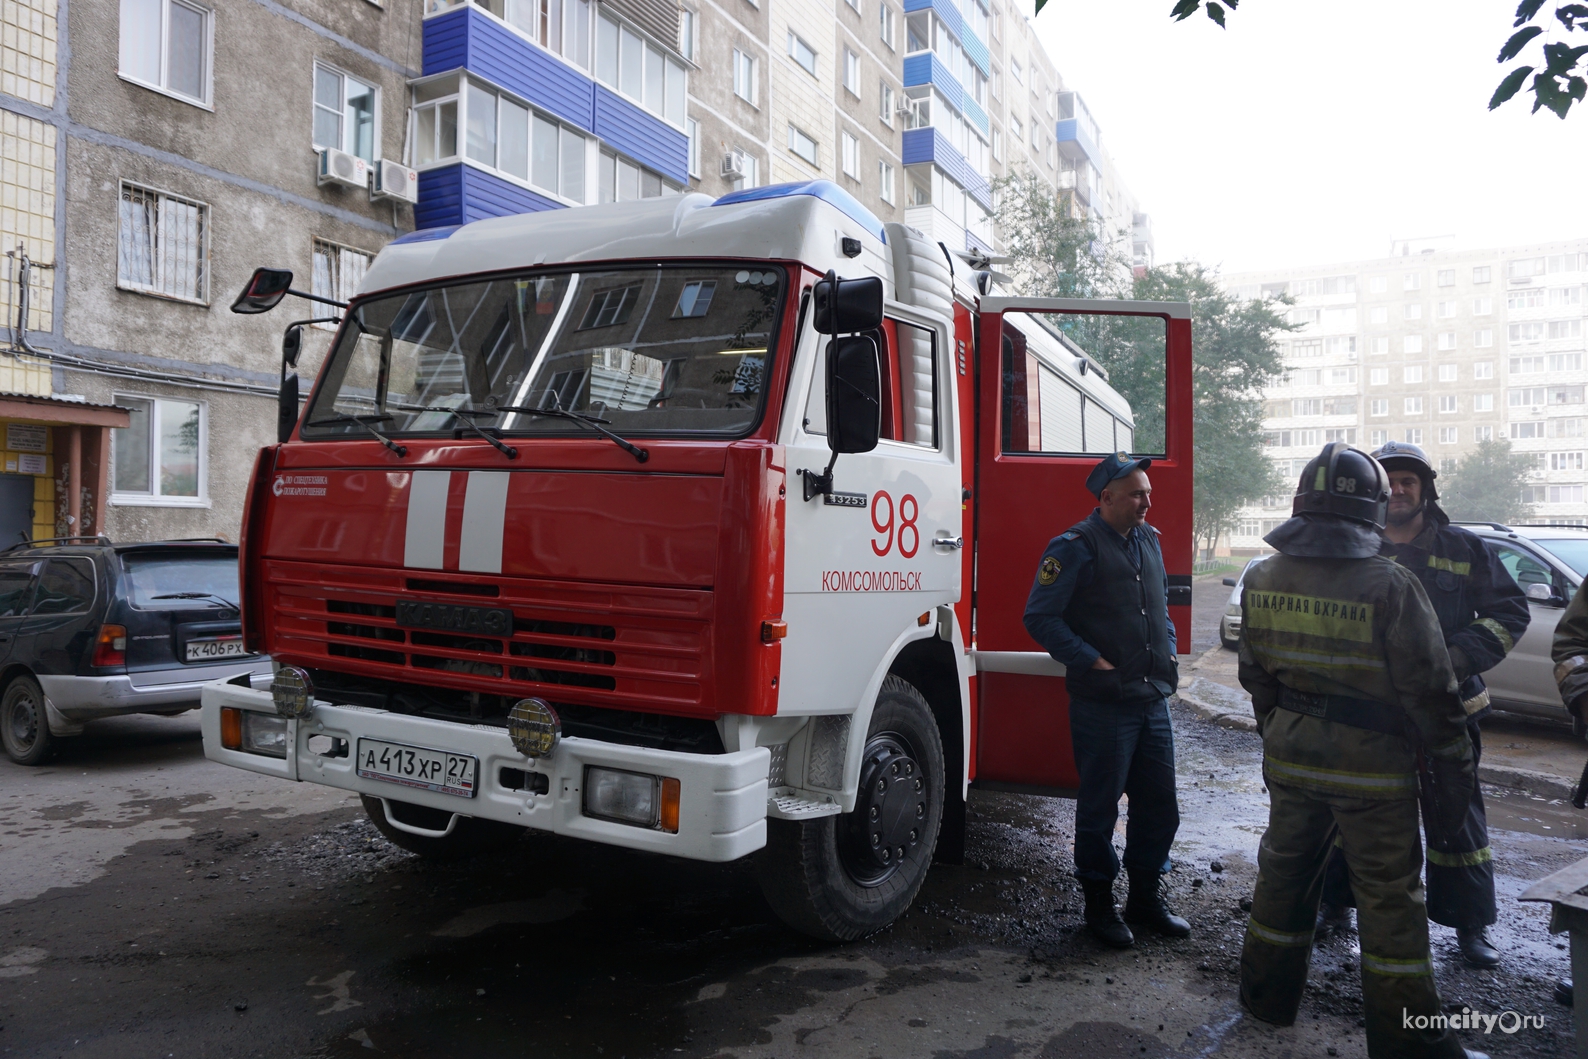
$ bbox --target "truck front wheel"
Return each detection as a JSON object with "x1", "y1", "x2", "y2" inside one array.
[
  {"x1": 757, "y1": 675, "x2": 945, "y2": 941},
  {"x1": 360, "y1": 795, "x2": 523, "y2": 861}
]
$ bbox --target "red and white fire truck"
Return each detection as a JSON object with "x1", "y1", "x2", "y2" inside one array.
[{"x1": 203, "y1": 180, "x2": 1192, "y2": 940}]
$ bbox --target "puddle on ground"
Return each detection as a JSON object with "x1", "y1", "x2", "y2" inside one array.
[{"x1": 1484, "y1": 786, "x2": 1588, "y2": 841}]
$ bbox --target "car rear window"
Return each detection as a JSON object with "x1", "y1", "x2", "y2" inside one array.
[
  {"x1": 1532, "y1": 538, "x2": 1588, "y2": 579},
  {"x1": 122, "y1": 552, "x2": 240, "y2": 610}
]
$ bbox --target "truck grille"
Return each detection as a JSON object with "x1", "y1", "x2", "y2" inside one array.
[{"x1": 265, "y1": 559, "x2": 711, "y2": 716}]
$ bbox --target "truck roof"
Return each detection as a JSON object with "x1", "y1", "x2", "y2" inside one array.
[{"x1": 359, "y1": 180, "x2": 894, "y2": 299}]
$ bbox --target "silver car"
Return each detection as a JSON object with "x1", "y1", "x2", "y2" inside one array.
[
  {"x1": 1218, "y1": 556, "x2": 1267, "y2": 649},
  {"x1": 1457, "y1": 522, "x2": 1588, "y2": 736}
]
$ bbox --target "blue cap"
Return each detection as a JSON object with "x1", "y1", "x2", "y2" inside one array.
[{"x1": 1086, "y1": 452, "x2": 1153, "y2": 499}]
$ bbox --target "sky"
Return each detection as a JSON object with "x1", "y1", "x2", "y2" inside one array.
[{"x1": 1028, "y1": 0, "x2": 1588, "y2": 275}]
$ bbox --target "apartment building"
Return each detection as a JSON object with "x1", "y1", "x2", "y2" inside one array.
[{"x1": 1224, "y1": 239, "x2": 1588, "y2": 549}]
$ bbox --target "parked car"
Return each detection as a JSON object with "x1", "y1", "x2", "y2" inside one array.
[
  {"x1": 0, "y1": 537, "x2": 273, "y2": 765},
  {"x1": 1218, "y1": 556, "x2": 1267, "y2": 649},
  {"x1": 1455, "y1": 522, "x2": 1588, "y2": 736}
]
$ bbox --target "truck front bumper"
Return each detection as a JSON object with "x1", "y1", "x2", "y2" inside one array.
[{"x1": 200, "y1": 677, "x2": 770, "y2": 863}]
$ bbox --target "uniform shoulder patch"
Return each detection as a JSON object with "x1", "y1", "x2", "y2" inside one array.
[
  {"x1": 1059, "y1": 531, "x2": 1080, "y2": 541},
  {"x1": 1038, "y1": 556, "x2": 1061, "y2": 585}
]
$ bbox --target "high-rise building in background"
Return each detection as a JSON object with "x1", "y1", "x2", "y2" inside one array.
[
  {"x1": 1223, "y1": 239, "x2": 1588, "y2": 551},
  {"x1": 0, "y1": 0, "x2": 1150, "y2": 543}
]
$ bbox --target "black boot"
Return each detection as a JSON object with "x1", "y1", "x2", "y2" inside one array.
[
  {"x1": 1123, "y1": 869, "x2": 1191, "y2": 938},
  {"x1": 1081, "y1": 878, "x2": 1134, "y2": 948}
]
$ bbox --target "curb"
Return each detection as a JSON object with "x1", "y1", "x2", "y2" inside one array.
[{"x1": 1477, "y1": 762, "x2": 1577, "y2": 801}]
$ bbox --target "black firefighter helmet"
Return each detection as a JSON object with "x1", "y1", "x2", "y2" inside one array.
[
  {"x1": 1370, "y1": 439, "x2": 1439, "y2": 501},
  {"x1": 1291, "y1": 442, "x2": 1391, "y2": 529}
]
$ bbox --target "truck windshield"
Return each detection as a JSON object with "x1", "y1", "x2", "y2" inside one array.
[{"x1": 301, "y1": 265, "x2": 786, "y2": 439}]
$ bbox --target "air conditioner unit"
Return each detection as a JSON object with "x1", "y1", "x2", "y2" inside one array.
[
  {"x1": 372, "y1": 159, "x2": 419, "y2": 204},
  {"x1": 318, "y1": 148, "x2": 370, "y2": 190},
  {"x1": 720, "y1": 153, "x2": 746, "y2": 179}
]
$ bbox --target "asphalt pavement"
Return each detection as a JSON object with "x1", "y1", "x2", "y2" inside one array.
[{"x1": 0, "y1": 585, "x2": 1581, "y2": 1058}]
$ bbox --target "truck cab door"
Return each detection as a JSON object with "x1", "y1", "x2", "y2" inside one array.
[{"x1": 971, "y1": 298, "x2": 1193, "y2": 793}]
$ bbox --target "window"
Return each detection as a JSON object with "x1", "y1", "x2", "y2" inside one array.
[
  {"x1": 733, "y1": 49, "x2": 758, "y2": 105},
  {"x1": 1323, "y1": 397, "x2": 1356, "y2": 415},
  {"x1": 1440, "y1": 457, "x2": 1457, "y2": 472},
  {"x1": 311, "y1": 239, "x2": 371, "y2": 331},
  {"x1": 1010, "y1": 58, "x2": 1022, "y2": 84},
  {"x1": 1325, "y1": 336, "x2": 1356, "y2": 356},
  {"x1": 1551, "y1": 285, "x2": 1583, "y2": 307},
  {"x1": 1404, "y1": 336, "x2": 1424, "y2": 354},
  {"x1": 1328, "y1": 367, "x2": 1357, "y2": 384},
  {"x1": 112, "y1": 395, "x2": 204, "y2": 503},
  {"x1": 1509, "y1": 256, "x2": 1547, "y2": 282},
  {"x1": 1011, "y1": 114, "x2": 1022, "y2": 141},
  {"x1": 1370, "y1": 429, "x2": 1388, "y2": 446},
  {"x1": 1509, "y1": 287, "x2": 1545, "y2": 310},
  {"x1": 1437, "y1": 332, "x2": 1457, "y2": 351},
  {"x1": 991, "y1": 66, "x2": 1002, "y2": 100},
  {"x1": 597, "y1": 149, "x2": 674, "y2": 202},
  {"x1": 1439, "y1": 427, "x2": 1458, "y2": 444},
  {"x1": 672, "y1": 280, "x2": 716, "y2": 318},
  {"x1": 1370, "y1": 399, "x2": 1388, "y2": 416},
  {"x1": 1438, "y1": 364, "x2": 1457, "y2": 382},
  {"x1": 1292, "y1": 340, "x2": 1322, "y2": 357},
  {"x1": 1551, "y1": 418, "x2": 1584, "y2": 437},
  {"x1": 117, "y1": 182, "x2": 208, "y2": 305},
  {"x1": 469, "y1": 86, "x2": 588, "y2": 202},
  {"x1": 1550, "y1": 385, "x2": 1586, "y2": 405},
  {"x1": 788, "y1": 32, "x2": 817, "y2": 75},
  {"x1": 1404, "y1": 428, "x2": 1423, "y2": 444},
  {"x1": 686, "y1": 117, "x2": 699, "y2": 178},
  {"x1": 1325, "y1": 428, "x2": 1356, "y2": 443},
  {"x1": 1437, "y1": 269, "x2": 1455, "y2": 287},
  {"x1": 880, "y1": 3, "x2": 895, "y2": 47},
  {"x1": 1369, "y1": 368, "x2": 1388, "y2": 385},
  {"x1": 880, "y1": 81, "x2": 894, "y2": 125},
  {"x1": 787, "y1": 124, "x2": 818, "y2": 166},
  {"x1": 579, "y1": 284, "x2": 640, "y2": 328},
  {"x1": 1437, "y1": 300, "x2": 1457, "y2": 319},
  {"x1": 843, "y1": 48, "x2": 860, "y2": 96},
  {"x1": 841, "y1": 131, "x2": 859, "y2": 179},
  {"x1": 1404, "y1": 303, "x2": 1422, "y2": 321},
  {"x1": 1552, "y1": 451, "x2": 1585, "y2": 471},
  {"x1": 1291, "y1": 399, "x2": 1322, "y2": 416},
  {"x1": 465, "y1": 81, "x2": 497, "y2": 165},
  {"x1": 1550, "y1": 320, "x2": 1583, "y2": 340},
  {"x1": 1474, "y1": 361, "x2": 1494, "y2": 379},
  {"x1": 1473, "y1": 265, "x2": 1491, "y2": 284},
  {"x1": 680, "y1": 8, "x2": 696, "y2": 60},
  {"x1": 1552, "y1": 485, "x2": 1586, "y2": 503},
  {"x1": 1510, "y1": 322, "x2": 1546, "y2": 344},
  {"x1": 991, "y1": 128, "x2": 1001, "y2": 161},
  {"x1": 1512, "y1": 422, "x2": 1545, "y2": 440},
  {"x1": 879, "y1": 160, "x2": 895, "y2": 204},
  {"x1": 1369, "y1": 276, "x2": 1388, "y2": 293},
  {"x1": 1439, "y1": 395, "x2": 1457, "y2": 413},
  {"x1": 119, "y1": 0, "x2": 211, "y2": 105},
  {"x1": 1404, "y1": 366, "x2": 1424, "y2": 383},
  {"x1": 1404, "y1": 272, "x2": 1422, "y2": 290},
  {"x1": 1473, "y1": 296, "x2": 1493, "y2": 315},
  {"x1": 1511, "y1": 355, "x2": 1546, "y2": 374},
  {"x1": 1475, "y1": 394, "x2": 1494, "y2": 411},
  {"x1": 1405, "y1": 397, "x2": 1423, "y2": 414},
  {"x1": 412, "y1": 76, "x2": 460, "y2": 166},
  {"x1": 1369, "y1": 307, "x2": 1388, "y2": 324},
  {"x1": 32, "y1": 559, "x2": 95, "y2": 616},
  {"x1": 590, "y1": 21, "x2": 686, "y2": 124},
  {"x1": 1552, "y1": 352, "x2": 1584, "y2": 372},
  {"x1": 1475, "y1": 328, "x2": 1493, "y2": 347},
  {"x1": 1511, "y1": 386, "x2": 1547, "y2": 406},
  {"x1": 1370, "y1": 337, "x2": 1389, "y2": 355},
  {"x1": 313, "y1": 65, "x2": 377, "y2": 162},
  {"x1": 1290, "y1": 368, "x2": 1322, "y2": 386},
  {"x1": 1475, "y1": 425, "x2": 1493, "y2": 442}
]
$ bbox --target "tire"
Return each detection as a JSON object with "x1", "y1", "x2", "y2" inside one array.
[
  {"x1": 757, "y1": 674, "x2": 945, "y2": 942},
  {"x1": 1, "y1": 675, "x2": 54, "y2": 766},
  {"x1": 360, "y1": 794, "x2": 523, "y2": 861}
]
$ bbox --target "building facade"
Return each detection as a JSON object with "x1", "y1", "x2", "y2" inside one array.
[{"x1": 1224, "y1": 239, "x2": 1588, "y2": 550}]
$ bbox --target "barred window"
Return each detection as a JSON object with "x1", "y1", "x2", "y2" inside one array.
[
  {"x1": 311, "y1": 239, "x2": 372, "y2": 330},
  {"x1": 117, "y1": 182, "x2": 208, "y2": 304}
]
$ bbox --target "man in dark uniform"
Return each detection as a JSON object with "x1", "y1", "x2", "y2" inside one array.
[
  {"x1": 1238, "y1": 442, "x2": 1484, "y2": 1059},
  {"x1": 1023, "y1": 452, "x2": 1188, "y2": 949},
  {"x1": 1315, "y1": 441, "x2": 1529, "y2": 969}
]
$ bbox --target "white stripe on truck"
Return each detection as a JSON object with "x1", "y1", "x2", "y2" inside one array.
[
  {"x1": 458, "y1": 471, "x2": 509, "y2": 573},
  {"x1": 404, "y1": 470, "x2": 451, "y2": 569}
]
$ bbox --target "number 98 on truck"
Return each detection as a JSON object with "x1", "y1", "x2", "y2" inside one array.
[{"x1": 205, "y1": 179, "x2": 1193, "y2": 941}]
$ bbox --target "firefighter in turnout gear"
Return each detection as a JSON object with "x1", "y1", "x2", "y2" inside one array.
[
  {"x1": 1238, "y1": 443, "x2": 1483, "y2": 1059},
  {"x1": 1317, "y1": 441, "x2": 1529, "y2": 969}
]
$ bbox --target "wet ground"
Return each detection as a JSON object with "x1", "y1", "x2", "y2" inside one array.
[{"x1": 0, "y1": 576, "x2": 1579, "y2": 1058}]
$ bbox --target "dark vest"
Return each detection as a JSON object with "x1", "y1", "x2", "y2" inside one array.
[{"x1": 1061, "y1": 516, "x2": 1176, "y2": 704}]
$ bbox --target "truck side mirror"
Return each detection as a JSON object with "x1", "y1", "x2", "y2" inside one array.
[
  {"x1": 826, "y1": 335, "x2": 881, "y2": 454},
  {"x1": 813, "y1": 275, "x2": 883, "y2": 335},
  {"x1": 282, "y1": 325, "x2": 303, "y2": 368},
  {"x1": 278, "y1": 373, "x2": 300, "y2": 444},
  {"x1": 232, "y1": 267, "x2": 295, "y2": 314}
]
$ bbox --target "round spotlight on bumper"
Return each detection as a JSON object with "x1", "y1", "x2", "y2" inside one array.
[
  {"x1": 272, "y1": 665, "x2": 316, "y2": 719},
  {"x1": 508, "y1": 697, "x2": 560, "y2": 759}
]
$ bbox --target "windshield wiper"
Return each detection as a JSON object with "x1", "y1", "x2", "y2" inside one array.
[
  {"x1": 413, "y1": 407, "x2": 518, "y2": 459},
  {"x1": 311, "y1": 411, "x2": 408, "y2": 457},
  {"x1": 152, "y1": 592, "x2": 240, "y2": 613},
  {"x1": 496, "y1": 402, "x2": 649, "y2": 463}
]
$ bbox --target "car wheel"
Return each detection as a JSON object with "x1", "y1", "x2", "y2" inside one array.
[
  {"x1": 360, "y1": 794, "x2": 522, "y2": 861},
  {"x1": 1, "y1": 675, "x2": 54, "y2": 766},
  {"x1": 757, "y1": 675, "x2": 944, "y2": 942}
]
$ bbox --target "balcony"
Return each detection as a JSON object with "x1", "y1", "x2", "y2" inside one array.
[{"x1": 901, "y1": 127, "x2": 990, "y2": 210}]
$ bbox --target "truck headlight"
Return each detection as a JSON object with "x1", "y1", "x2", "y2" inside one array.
[
  {"x1": 241, "y1": 712, "x2": 289, "y2": 758},
  {"x1": 583, "y1": 767, "x2": 680, "y2": 832},
  {"x1": 272, "y1": 666, "x2": 315, "y2": 719},
  {"x1": 507, "y1": 697, "x2": 560, "y2": 758}
]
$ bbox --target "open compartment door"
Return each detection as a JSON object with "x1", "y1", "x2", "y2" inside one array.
[{"x1": 971, "y1": 297, "x2": 1193, "y2": 794}]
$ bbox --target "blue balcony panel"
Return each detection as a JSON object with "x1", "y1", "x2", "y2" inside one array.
[
  {"x1": 424, "y1": 6, "x2": 594, "y2": 129},
  {"x1": 901, "y1": 127, "x2": 990, "y2": 211},
  {"x1": 423, "y1": 7, "x2": 470, "y2": 71},
  {"x1": 960, "y1": 27, "x2": 989, "y2": 76},
  {"x1": 416, "y1": 163, "x2": 564, "y2": 230},
  {"x1": 594, "y1": 85, "x2": 688, "y2": 184},
  {"x1": 1055, "y1": 117, "x2": 1098, "y2": 166},
  {"x1": 901, "y1": 53, "x2": 963, "y2": 114},
  {"x1": 901, "y1": 0, "x2": 989, "y2": 76},
  {"x1": 962, "y1": 96, "x2": 988, "y2": 138}
]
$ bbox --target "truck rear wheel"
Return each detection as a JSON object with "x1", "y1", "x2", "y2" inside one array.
[
  {"x1": 360, "y1": 794, "x2": 523, "y2": 861},
  {"x1": 757, "y1": 675, "x2": 944, "y2": 942}
]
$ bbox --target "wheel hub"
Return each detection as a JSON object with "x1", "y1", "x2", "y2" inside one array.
[
  {"x1": 6, "y1": 695, "x2": 38, "y2": 748},
  {"x1": 840, "y1": 734, "x2": 928, "y2": 886}
]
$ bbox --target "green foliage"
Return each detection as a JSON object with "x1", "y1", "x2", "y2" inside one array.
[
  {"x1": 1436, "y1": 437, "x2": 1537, "y2": 524},
  {"x1": 988, "y1": 168, "x2": 1129, "y2": 301},
  {"x1": 1154, "y1": 0, "x2": 1588, "y2": 119}
]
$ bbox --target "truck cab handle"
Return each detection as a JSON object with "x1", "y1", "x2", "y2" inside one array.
[{"x1": 933, "y1": 535, "x2": 965, "y2": 550}]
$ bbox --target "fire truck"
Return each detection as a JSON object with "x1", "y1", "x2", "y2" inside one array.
[{"x1": 202, "y1": 180, "x2": 1192, "y2": 941}]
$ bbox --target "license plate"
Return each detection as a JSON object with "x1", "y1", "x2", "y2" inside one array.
[
  {"x1": 356, "y1": 738, "x2": 478, "y2": 798},
  {"x1": 185, "y1": 638, "x2": 250, "y2": 662}
]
